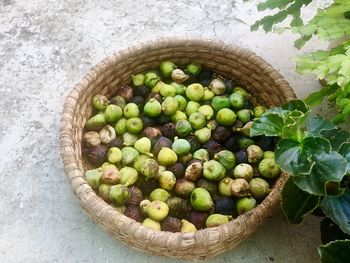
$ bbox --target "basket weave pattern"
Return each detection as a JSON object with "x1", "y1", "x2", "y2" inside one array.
[{"x1": 59, "y1": 38, "x2": 295, "y2": 260}]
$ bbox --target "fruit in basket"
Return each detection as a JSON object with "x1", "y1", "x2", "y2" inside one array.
[
  {"x1": 146, "y1": 201, "x2": 169, "y2": 221},
  {"x1": 109, "y1": 184, "x2": 131, "y2": 206},
  {"x1": 82, "y1": 60, "x2": 282, "y2": 232},
  {"x1": 258, "y1": 158, "x2": 280, "y2": 178},
  {"x1": 92, "y1": 95, "x2": 109, "y2": 111},
  {"x1": 190, "y1": 188, "x2": 214, "y2": 212},
  {"x1": 206, "y1": 214, "x2": 232, "y2": 227}
]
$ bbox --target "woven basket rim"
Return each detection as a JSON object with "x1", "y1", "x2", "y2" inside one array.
[{"x1": 59, "y1": 37, "x2": 295, "y2": 260}]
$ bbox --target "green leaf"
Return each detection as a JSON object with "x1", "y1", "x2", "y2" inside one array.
[
  {"x1": 282, "y1": 110, "x2": 308, "y2": 140},
  {"x1": 339, "y1": 143, "x2": 350, "y2": 174},
  {"x1": 318, "y1": 240, "x2": 350, "y2": 263},
  {"x1": 275, "y1": 137, "x2": 332, "y2": 176},
  {"x1": 251, "y1": 113, "x2": 285, "y2": 137},
  {"x1": 281, "y1": 99, "x2": 309, "y2": 113},
  {"x1": 282, "y1": 178, "x2": 319, "y2": 224},
  {"x1": 320, "y1": 191, "x2": 350, "y2": 235},
  {"x1": 305, "y1": 116, "x2": 336, "y2": 137},
  {"x1": 321, "y1": 128, "x2": 350, "y2": 151},
  {"x1": 293, "y1": 151, "x2": 347, "y2": 195},
  {"x1": 304, "y1": 85, "x2": 338, "y2": 107}
]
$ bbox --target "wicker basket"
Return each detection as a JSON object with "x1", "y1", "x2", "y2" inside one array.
[{"x1": 59, "y1": 38, "x2": 295, "y2": 260}]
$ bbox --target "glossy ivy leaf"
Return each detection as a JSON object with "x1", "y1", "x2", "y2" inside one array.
[
  {"x1": 282, "y1": 110, "x2": 307, "y2": 140},
  {"x1": 281, "y1": 99, "x2": 309, "y2": 113},
  {"x1": 320, "y1": 217, "x2": 350, "y2": 245},
  {"x1": 293, "y1": 152, "x2": 347, "y2": 196},
  {"x1": 251, "y1": 113, "x2": 284, "y2": 137},
  {"x1": 321, "y1": 128, "x2": 350, "y2": 151},
  {"x1": 282, "y1": 178, "x2": 319, "y2": 224},
  {"x1": 339, "y1": 142, "x2": 350, "y2": 173},
  {"x1": 305, "y1": 116, "x2": 336, "y2": 137},
  {"x1": 275, "y1": 137, "x2": 331, "y2": 176},
  {"x1": 320, "y1": 191, "x2": 350, "y2": 235},
  {"x1": 318, "y1": 240, "x2": 350, "y2": 263}
]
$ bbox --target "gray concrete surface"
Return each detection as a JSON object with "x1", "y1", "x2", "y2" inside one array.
[{"x1": 0, "y1": 0, "x2": 332, "y2": 262}]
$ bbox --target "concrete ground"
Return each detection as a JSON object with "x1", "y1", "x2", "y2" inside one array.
[{"x1": 0, "y1": 0, "x2": 333, "y2": 262}]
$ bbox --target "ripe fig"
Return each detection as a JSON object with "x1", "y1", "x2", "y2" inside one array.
[
  {"x1": 161, "y1": 123, "x2": 176, "y2": 139},
  {"x1": 167, "y1": 196, "x2": 191, "y2": 219},
  {"x1": 127, "y1": 186, "x2": 143, "y2": 205},
  {"x1": 124, "y1": 205, "x2": 143, "y2": 222},
  {"x1": 214, "y1": 197, "x2": 235, "y2": 215},
  {"x1": 213, "y1": 126, "x2": 231, "y2": 142},
  {"x1": 146, "y1": 201, "x2": 169, "y2": 221},
  {"x1": 175, "y1": 178, "x2": 195, "y2": 198},
  {"x1": 161, "y1": 216, "x2": 182, "y2": 232},
  {"x1": 230, "y1": 178, "x2": 250, "y2": 197},
  {"x1": 190, "y1": 188, "x2": 214, "y2": 212},
  {"x1": 167, "y1": 163, "x2": 185, "y2": 179},
  {"x1": 184, "y1": 162, "x2": 203, "y2": 182},
  {"x1": 83, "y1": 145, "x2": 108, "y2": 167},
  {"x1": 153, "y1": 136, "x2": 173, "y2": 156},
  {"x1": 206, "y1": 214, "x2": 232, "y2": 227},
  {"x1": 180, "y1": 219, "x2": 197, "y2": 232},
  {"x1": 188, "y1": 211, "x2": 209, "y2": 229}
]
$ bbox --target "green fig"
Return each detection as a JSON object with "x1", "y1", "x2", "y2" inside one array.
[
  {"x1": 144, "y1": 72, "x2": 159, "y2": 88},
  {"x1": 239, "y1": 121, "x2": 254, "y2": 137},
  {"x1": 109, "y1": 184, "x2": 131, "y2": 206},
  {"x1": 211, "y1": 96, "x2": 230, "y2": 111},
  {"x1": 230, "y1": 178, "x2": 250, "y2": 197},
  {"x1": 146, "y1": 201, "x2": 169, "y2": 221},
  {"x1": 144, "y1": 98, "x2": 162, "y2": 117},
  {"x1": 186, "y1": 83, "x2": 204, "y2": 101},
  {"x1": 133, "y1": 154, "x2": 151, "y2": 173},
  {"x1": 134, "y1": 137, "x2": 152, "y2": 156},
  {"x1": 207, "y1": 119, "x2": 218, "y2": 131},
  {"x1": 85, "y1": 168, "x2": 103, "y2": 189},
  {"x1": 159, "y1": 171, "x2": 176, "y2": 190},
  {"x1": 140, "y1": 158, "x2": 159, "y2": 179},
  {"x1": 175, "y1": 120, "x2": 192, "y2": 137},
  {"x1": 179, "y1": 152, "x2": 193, "y2": 164},
  {"x1": 233, "y1": 87, "x2": 248, "y2": 97},
  {"x1": 198, "y1": 105, "x2": 214, "y2": 120},
  {"x1": 114, "y1": 118, "x2": 127, "y2": 135},
  {"x1": 171, "y1": 69, "x2": 189, "y2": 83},
  {"x1": 126, "y1": 117, "x2": 143, "y2": 134},
  {"x1": 98, "y1": 184, "x2": 111, "y2": 202},
  {"x1": 151, "y1": 80, "x2": 165, "y2": 93},
  {"x1": 190, "y1": 188, "x2": 214, "y2": 212},
  {"x1": 162, "y1": 97, "x2": 179, "y2": 116},
  {"x1": 209, "y1": 78, "x2": 226, "y2": 95},
  {"x1": 247, "y1": 145, "x2": 264, "y2": 163},
  {"x1": 92, "y1": 94, "x2": 109, "y2": 111},
  {"x1": 142, "y1": 218, "x2": 161, "y2": 230},
  {"x1": 181, "y1": 219, "x2": 197, "y2": 232},
  {"x1": 218, "y1": 177, "x2": 234, "y2": 196},
  {"x1": 185, "y1": 101, "x2": 201, "y2": 116},
  {"x1": 170, "y1": 82, "x2": 186, "y2": 95},
  {"x1": 160, "y1": 83, "x2": 176, "y2": 97},
  {"x1": 185, "y1": 162, "x2": 203, "y2": 182},
  {"x1": 216, "y1": 108, "x2": 236, "y2": 126},
  {"x1": 171, "y1": 111, "x2": 187, "y2": 123},
  {"x1": 158, "y1": 147, "x2": 178, "y2": 166},
  {"x1": 172, "y1": 137, "x2": 191, "y2": 156},
  {"x1": 249, "y1": 178, "x2": 271, "y2": 199},
  {"x1": 189, "y1": 112, "x2": 206, "y2": 130},
  {"x1": 104, "y1": 105, "x2": 123, "y2": 123},
  {"x1": 121, "y1": 147, "x2": 139, "y2": 166},
  {"x1": 187, "y1": 62, "x2": 201, "y2": 75},
  {"x1": 263, "y1": 151, "x2": 275, "y2": 159},
  {"x1": 193, "y1": 149, "x2": 209, "y2": 162},
  {"x1": 131, "y1": 73, "x2": 145, "y2": 87},
  {"x1": 233, "y1": 163, "x2": 253, "y2": 181},
  {"x1": 253, "y1": 105, "x2": 266, "y2": 118},
  {"x1": 194, "y1": 127, "x2": 211, "y2": 144},
  {"x1": 107, "y1": 147, "x2": 123, "y2": 163},
  {"x1": 230, "y1": 93, "x2": 244, "y2": 109},
  {"x1": 203, "y1": 160, "x2": 226, "y2": 181},
  {"x1": 258, "y1": 158, "x2": 280, "y2": 178},
  {"x1": 160, "y1": 61, "x2": 177, "y2": 78},
  {"x1": 206, "y1": 214, "x2": 232, "y2": 227},
  {"x1": 122, "y1": 132, "x2": 138, "y2": 146},
  {"x1": 202, "y1": 88, "x2": 215, "y2": 101},
  {"x1": 237, "y1": 109, "x2": 251, "y2": 124},
  {"x1": 119, "y1": 167, "x2": 139, "y2": 186},
  {"x1": 110, "y1": 95, "x2": 126, "y2": 109},
  {"x1": 236, "y1": 197, "x2": 257, "y2": 215},
  {"x1": 238, "y1": 136, "x2": 255, "y2": 149},
  {"x1": 85, "y1": 113, "x2": 107, "y2": 131},
  {"x1": 140, "y1": 199, "x2": 151, "y2": 215},
  {"x1": 123, "y1": 103, "x2": 140, "y2": 118},
  {"x1": 214, "y1": 150, "x2": 235, "y2": 170},
  {"x1": 174, "y1": 95, "x2": 187, "y2": 111},
  {"x1": 196, "y1": 178, "x2": 218, "y2": 196},
  {"x1": 149, "y1": 188, "x2": 171, "y2": 202}
]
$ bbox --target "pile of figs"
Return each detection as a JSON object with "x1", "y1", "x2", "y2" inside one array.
[{"x1": 82, "y1": 61, "x2": 281, "y2": 232}]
